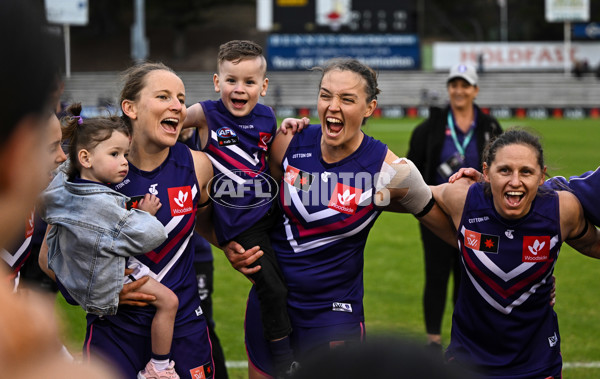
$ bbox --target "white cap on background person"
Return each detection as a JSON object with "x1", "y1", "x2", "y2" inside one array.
[{"x1": 447, "y1": 64, "x2": 478, "y2": 86}]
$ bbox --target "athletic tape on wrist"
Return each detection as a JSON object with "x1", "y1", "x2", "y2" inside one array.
[{"x1": 376, "y1": 158, "x2": 433, "y2": 215}]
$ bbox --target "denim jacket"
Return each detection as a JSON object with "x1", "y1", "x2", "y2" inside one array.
[{"x1": 40, "y1": 166, "x2": 167, "y2": 315}]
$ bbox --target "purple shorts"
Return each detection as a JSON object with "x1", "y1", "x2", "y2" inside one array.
[
  {"x1": 244, "y1": 288, "x2": 365, "y2": 377},
  {"x1": 84, "y1": 317, "x2": 215, "y2": 379}
]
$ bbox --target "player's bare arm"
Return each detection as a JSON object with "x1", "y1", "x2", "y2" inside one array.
[{"x1": 183, "y1": 102, "x2": 210, "y2": 149}]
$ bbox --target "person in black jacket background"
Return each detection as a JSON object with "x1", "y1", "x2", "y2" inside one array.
[{"x1": 407, "y1": 63, "x2": 502, "y2": 352}]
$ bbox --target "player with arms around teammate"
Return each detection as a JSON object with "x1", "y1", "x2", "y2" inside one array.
[
  {"x1": 40, "y1": 103, "x2": 183, "y2": 379},
  {"x1": 223, "y1": 58, "x2": 457, "y2": 379},
  {"x1": 185, "y1": 40, "x2": 296, "y2": 377},
  {"x1": 432, "y1": 129, "x2": 600, "y2": 378}
]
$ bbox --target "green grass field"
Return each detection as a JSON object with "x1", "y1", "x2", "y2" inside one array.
[{"x1": 57, "y1": 117, "x2": 600, "y2": 378}]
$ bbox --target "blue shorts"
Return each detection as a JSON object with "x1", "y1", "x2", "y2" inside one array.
[
  {"x1": 84, "y1": 317, "x2": 215, "y2": 379},
  {"x1": 244, "y1": 288, "x2": 365, "y2": 377}
]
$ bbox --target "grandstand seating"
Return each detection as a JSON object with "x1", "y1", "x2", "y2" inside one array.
[{"x1": 62, "y1": 71, "x2": 600, "y2": 113}]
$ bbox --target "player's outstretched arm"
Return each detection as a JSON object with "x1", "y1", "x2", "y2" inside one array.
[{"x1": 182, "y1": 102, "x2": 206, "y2": 129}]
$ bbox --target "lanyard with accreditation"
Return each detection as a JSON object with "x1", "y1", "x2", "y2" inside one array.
[{"x1": 447, "y1": 110, "x2": 476, "y2": 159}]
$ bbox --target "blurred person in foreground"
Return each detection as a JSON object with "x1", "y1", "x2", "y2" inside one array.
[
  {"x1": 0, "y1": 0, "x2": 117, "y2": 377},
  {"x1": 295, "y1": 335, "x2": 472, "y2": 379},
  {"x1": 407, "y1": 63, "x2": 502, "y2": 350}
]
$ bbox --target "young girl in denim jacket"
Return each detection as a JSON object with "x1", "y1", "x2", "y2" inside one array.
[{"x1": 41, "y1": 103, "x2": 181, "y2": 379}]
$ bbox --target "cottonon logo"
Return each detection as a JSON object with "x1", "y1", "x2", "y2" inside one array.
[
  {"x1": 328, "y1": 182, "x2": 362, "y2": 215},
  {"x1": 522, "y1": 236, "x2": 550, "y2": 262},
  {"x1": 209, "y1": 170, "x2": 278, "y2": 209},
  {"x1": 167, "y1": 186, "x2": 193, "y2": 217}
]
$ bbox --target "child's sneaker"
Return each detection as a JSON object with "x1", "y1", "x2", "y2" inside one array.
[{"x1": 137, "y1": 360, "x2": 180, "y2": 379}]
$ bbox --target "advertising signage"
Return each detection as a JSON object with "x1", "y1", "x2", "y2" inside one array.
[
  {"x1": 266, "y1": 0, "x2": 419, "y2": 70},
  {"x1": 267, "y1": 33, "x2": 420, "y2": 70},
  {"x1": 573, "y1": 22, "x2": 600, "y2": 39}
]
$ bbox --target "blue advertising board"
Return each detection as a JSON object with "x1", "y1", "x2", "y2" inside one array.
[
  {"x1": 573, "y1": 22, "x2": 600, "y2": 39},
  {"x1": 267, "y1": 34, "x2": 420, "y2": 70}
]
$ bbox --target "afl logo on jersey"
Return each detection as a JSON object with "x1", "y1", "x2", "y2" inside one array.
[
  {"x1": 217, "y1": 126, "x2": 239, "y2": 146},
  {"x1": 167, "y1": 186, "x2": 194, "y2": 217}
]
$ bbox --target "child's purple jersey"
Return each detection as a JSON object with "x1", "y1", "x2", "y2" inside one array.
[
  {"x1": 95, "y1": 142, "x2": 205, "y2": 337},
  {"x1": 266, "y1": 124, "x2": 388, "y2": 328},
  {"x1": 448, "y1": 183, "x2": 562, "y2": 378},
  {"x1": 200, "y1": 100, "x2": 277, "y2": 245}
]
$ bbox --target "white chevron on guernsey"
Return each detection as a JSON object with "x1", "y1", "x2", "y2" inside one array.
[
  {"x1": 0, "y1": 236, "x2": 31, "y2": 266},
  {"x1": 128, "y1": 184, "x2": 197, "y2": 282},
  {"x1": 284, "y1": 211, "x2": 380, "y2": 253},
  {"x1": 206, "y1": 154, "x2": 246, "y2": 185},
  {"x1": 211, "y1": 130, "x2": 260, "y2": 166},
  {"x1": 460, "y1": 226, "x2": 559, "y2": 282}
]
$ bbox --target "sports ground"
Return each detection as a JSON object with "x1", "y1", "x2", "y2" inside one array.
[{"x1": 58, "y1": 117, "x2": 600, "y2": 378}]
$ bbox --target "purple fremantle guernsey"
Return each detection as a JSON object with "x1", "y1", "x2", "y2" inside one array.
[
  {"x1": 546, "y1": 167, "x2": 600, "y2": 226},
  {"x1": 91, "y1": 142, "x2": 204, "y2": 337},
  {"x1": 200, "y1": 100, "x2": 277, "y2": 245},
  {"x1": 1, "y1": 209, "x2": 35, "y2": 285},
  {"x1": 268, "y1": 124, "x2": 388, "y2": 327},
  {"x1": 448, "y1": 183, "x2": 562, "y2": 378}
]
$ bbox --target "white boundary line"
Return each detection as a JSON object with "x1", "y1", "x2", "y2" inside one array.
[
  {"x1": 563, "y1": 362, "x2": 600, "y2": 369},
  {"x1": 225, "y1": 361, "x2": 248, "y2": 369}
]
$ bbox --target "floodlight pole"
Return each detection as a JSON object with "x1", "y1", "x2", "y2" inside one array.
[
  {"x1": 63, "y1": 24, "x2": 71, "y2": 78},
  {"x1": 497, "y1": 0, "x2": 507, "y2": 42},
  {"x1": 131, "y1": 0, "x2": 148, "y2": 62}
]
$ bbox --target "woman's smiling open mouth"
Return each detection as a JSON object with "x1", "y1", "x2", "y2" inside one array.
[
  {"x1": 326, "y1": 117, "x2": 344, "y2": 137},
  {"x1": 161, "y1": 117, "x2": 179, "y2": 133},
  {"x1": 505, "y1": 191, "x2": 524, "y2": 207}
]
